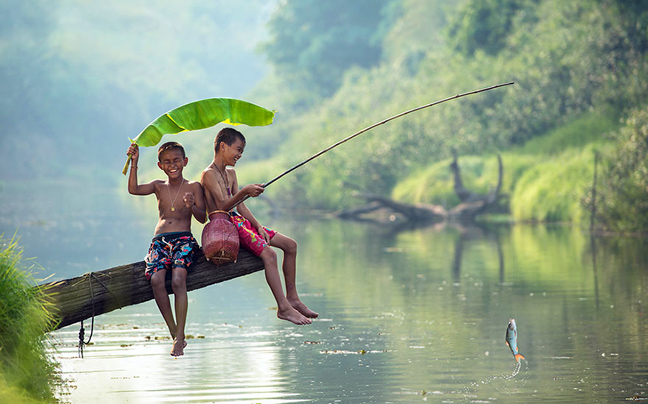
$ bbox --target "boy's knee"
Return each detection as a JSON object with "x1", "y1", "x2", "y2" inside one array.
[
  {"x1": 150, "y1": 275, "x2": 166, "y2": 293},
  {"x1": 171, "y1": 270, "x2": 187, "y2": 290},
  {"x1": 261, "y1": 247, "x2": 278, "y2": 263},
  {"x1": 287, "y1": 239, "x2": 297, "y2": 254},
  {"x1": 282, "y1": 238, "x2": 297, "y2": 255}
]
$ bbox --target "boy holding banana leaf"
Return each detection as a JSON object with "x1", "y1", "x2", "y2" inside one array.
[
  {"x1": 201, "y1": 127, "x2": 318, "y2": 325},
  {"x1": 126, "y1": 141, "x2": 207, "y2": 356}
]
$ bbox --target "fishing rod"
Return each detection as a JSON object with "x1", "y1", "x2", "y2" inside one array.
[{"x1": 234, "y1": 81, "x2": 514, "y2": 208}]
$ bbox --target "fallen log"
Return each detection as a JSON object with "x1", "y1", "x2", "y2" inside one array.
[
  {"x1": 337, "y1": 154, "x2": 503, "y2": 224},
  {"x1": 39, "y1": 249, "x2": 264, "y2": 330}
]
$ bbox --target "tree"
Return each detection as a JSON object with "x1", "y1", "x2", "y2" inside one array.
[
  {"x1": 259, "y1": 0, "x2": 394, "y2": 103},
  {"x1": 446, "y1": 0, "x2": 536, "y2": 56}
]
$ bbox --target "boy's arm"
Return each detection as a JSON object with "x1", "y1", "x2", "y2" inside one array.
[
  {"x1": 201, "y1": 169, "x2": 262, "y2": 212},
  {"x1": 229, "y1": 174, "x2": 270, "y2": 242},
  {"x1": 127, "y1": 144, "x2": 157, "y2": 195},
  {"x1": 184, "y1": 182, "x2": 207, "y2": 224},
  {"x1": 227, "y1": 169, "x2": 266, "y2": 213}
]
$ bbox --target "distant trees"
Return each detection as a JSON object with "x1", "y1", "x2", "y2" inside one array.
[
  {"x1": 259, "y1": 0, "x2": 395, "y2": 105},
  {"x1": 447, "y1": 0, "x2": 535, "y2": 57}
]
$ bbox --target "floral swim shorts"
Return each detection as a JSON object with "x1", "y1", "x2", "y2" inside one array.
[
  {"x1": 230, "y1": 214, "x2": 277, "y2": 256},
  {"x1": 144, "y1": 232, "x2": 199, "y2": 280}
]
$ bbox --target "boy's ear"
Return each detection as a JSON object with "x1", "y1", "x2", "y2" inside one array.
[
  {"x1": 157, "y1": 161, "x2": 164, "y2": 170},
  {"x1": 184, "y1": 157, "x2": 188, "y2": 166}
]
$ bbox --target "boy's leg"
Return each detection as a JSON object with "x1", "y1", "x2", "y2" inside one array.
[
  {"x1": 269, "y1": 233, "x2": 318, "y2": 318},
  {"x1": 258, "y1": 247, "x2": 311, "y2": 325},
  {"x1": 170, "y1": 266, "x2": 188, "y2": 357},
  {"x1": 150, "y1": 269, "x2": 177, "y2": 339}
]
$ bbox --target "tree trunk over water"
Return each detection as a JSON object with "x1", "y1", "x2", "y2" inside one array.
[{"x1": 39, "y1": 249, "x2": 264, "y2": 330}]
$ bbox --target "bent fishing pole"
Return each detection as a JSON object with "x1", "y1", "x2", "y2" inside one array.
[{"x1": 235, "y1": 81, "x2": 515, "y2": 207}]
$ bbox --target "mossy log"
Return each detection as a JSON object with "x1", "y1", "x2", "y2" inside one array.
[{"x1": 39, "y1": 249, "x2": 264, "y2": 331}]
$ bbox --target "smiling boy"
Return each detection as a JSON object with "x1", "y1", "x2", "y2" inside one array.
[
  {"x1": 126, "y1": 141, "x2": 206, "y2": 356},
  {"x1": 200, "y1": 127, "x2": 317, "y2": 325}
]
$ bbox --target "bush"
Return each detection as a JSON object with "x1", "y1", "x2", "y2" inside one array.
[{"x1": 596, "y1": 107, "x2": 648, "y2": 232}]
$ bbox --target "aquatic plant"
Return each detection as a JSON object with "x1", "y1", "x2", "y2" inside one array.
[{"x1": 0, "y1": 236, "x2": 59, "y2": 403}]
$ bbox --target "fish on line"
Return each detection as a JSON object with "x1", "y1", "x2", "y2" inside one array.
[{"x1": 505, "y1": 318, "x2": 525, "y2": 363}]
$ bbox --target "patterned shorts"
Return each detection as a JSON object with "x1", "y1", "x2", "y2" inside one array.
[
  {"x1": 144, "y1": 232, "x2": 199, "y2": 280},
  {"x1": 230, "y1": 215, "x2": 277, "y2": 256}
]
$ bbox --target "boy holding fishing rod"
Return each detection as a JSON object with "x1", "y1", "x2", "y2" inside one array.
[
  {"x1": 126, "y1": 141, "x2": 207, "y2": 356},
  {"x1": 201, "y1": 127, "x2": 318, "y2": 325}
]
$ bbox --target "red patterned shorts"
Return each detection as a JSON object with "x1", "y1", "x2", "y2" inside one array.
[{"x1": 230, "y1": 215, "x2": 276, "y2": 256}]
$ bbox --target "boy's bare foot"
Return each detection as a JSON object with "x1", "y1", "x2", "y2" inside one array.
[
  {"x1": 289, "y1": 299, "x2": 319, "y2": 319},
  {"x1": 277, "y1": 307, "x2": 312, "y2": 325},
  {"x1": 171, "y1": 338, "x2": 187, "y2": 356}
]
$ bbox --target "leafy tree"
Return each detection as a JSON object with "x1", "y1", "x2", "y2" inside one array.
[
  {"x1": 259, "y1": 0, "x2": 394, "y2": 104},
  {"x1": 446, "y1": 0, "x2": 537, "y2": 56}
]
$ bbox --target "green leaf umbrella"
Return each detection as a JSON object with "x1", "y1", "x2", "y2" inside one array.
[{"x1": 123, "y1": 98, "x2": 275, "y2": 174}]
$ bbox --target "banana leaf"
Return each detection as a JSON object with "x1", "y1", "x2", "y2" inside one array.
[{"x1": 123, "y1": 98, "x2": 275, "y2": 174}]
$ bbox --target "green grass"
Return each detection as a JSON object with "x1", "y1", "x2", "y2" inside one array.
[
  {"x1": 0, "y1": 236, "x2": 59, "y2": 403},
  {"x1": 517, "y1": 108, "x2": 619, "y2": 155},
  {"x1": 510, "y1": 147, "x2": 596, "y2": 223},
  {"x1": 392, "y1": 109, "x2": 621, "y2": 224}
]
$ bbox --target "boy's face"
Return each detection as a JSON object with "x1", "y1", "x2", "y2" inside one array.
[
  {"x1": 157, "y1": 149, "x2": 187, "y2": 178},
  {"x1": 221, "y1": 138, "x2": 245, "y2": 167}
]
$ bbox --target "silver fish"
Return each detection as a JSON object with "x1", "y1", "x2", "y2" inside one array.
[{"x1": 505, "y1": 318, "x2": 525, "y2": 363}]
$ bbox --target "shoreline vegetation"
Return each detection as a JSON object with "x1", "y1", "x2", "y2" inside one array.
[{"x1": 0, "y1": 236, "x2": 59, "y2": 404}]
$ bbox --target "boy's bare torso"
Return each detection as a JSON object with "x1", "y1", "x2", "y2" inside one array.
[
  {"x1": 153, "y1": 179, "x2": 202, "y2": 234},
  {"x1": 200, "y1": 165, "x2": 237, "y2": 214}
]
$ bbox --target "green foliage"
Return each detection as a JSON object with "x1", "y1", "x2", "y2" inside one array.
[
  {"x1": 259, "y1": 0, "x2": 393, "y2": 101},
  {"x1": 447, "y1": 0, "x2": 536, "y2": 56},
  {"x1": 381, "y1": 0, "x2": 449, "y2": 62},
  {"x1": 595, "y1": 107, "x2": 648, "y2": 232},
  {"x1": 0, "y1": 237, "x2": 58, "y2": 403}
]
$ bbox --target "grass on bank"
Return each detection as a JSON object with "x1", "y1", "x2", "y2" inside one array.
[
  {"x1": 0, "y1": 236, "x2": 59, "y2": 403},
  {"x1": 392, "y1": 110, "x2": 620, "y2": 224}
]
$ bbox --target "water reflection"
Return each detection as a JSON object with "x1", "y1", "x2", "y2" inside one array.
[{"x1": 1, "y1": 182, "x2": 647, "y2": 403}]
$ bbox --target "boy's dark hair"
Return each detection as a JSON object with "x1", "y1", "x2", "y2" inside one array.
[
  {"x1": 215, "y1": 127, "x2": 246, "y2": 153},
  {"x1": 157, "y1": 141, "x2": 186, "y2": 161}
]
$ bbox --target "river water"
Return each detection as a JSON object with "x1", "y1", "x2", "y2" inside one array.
[{"x1": 1, "y1": 181, "x2": 646, "y2": 403}]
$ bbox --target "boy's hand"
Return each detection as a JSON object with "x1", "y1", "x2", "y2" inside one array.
[
  {"x1": 256, "y1": 224, "x2": 270, "y2": 244},
  {"x1": 242, "y1": 184, "x2": 265, "y2": 198},
  {"x1": 127, "y1": 143, "x2": 140, "y2": 164},
  {"x1": 183, "y1": 192, "x2": 195, "y2": 208}
]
